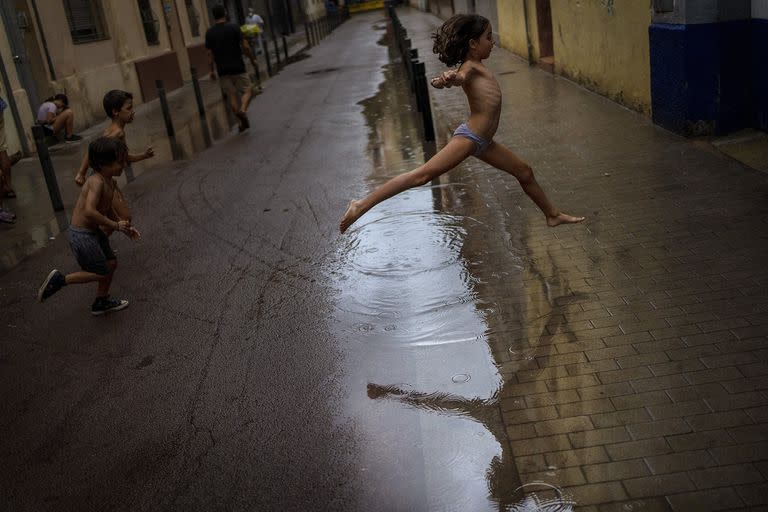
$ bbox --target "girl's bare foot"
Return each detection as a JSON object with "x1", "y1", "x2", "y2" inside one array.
[
  {"x1": 547, "y1": 212, "x2": 585, "y2": 227},
  {"x1": 340, "y1": 200, "x2": 363, "y2": 233}
]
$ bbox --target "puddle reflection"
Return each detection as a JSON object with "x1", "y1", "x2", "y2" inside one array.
[{"x1": 330, "y1": 20, "x2": 581, "y2": 511}]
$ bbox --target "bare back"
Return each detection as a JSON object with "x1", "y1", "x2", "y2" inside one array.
[{"x1": 459, "y1": 61, "x2": 501, "y2": 139}]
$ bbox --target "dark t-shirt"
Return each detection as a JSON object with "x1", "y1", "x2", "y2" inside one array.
[{"x1": 205, "y1": 22, "x2": 246, "y2": 76}]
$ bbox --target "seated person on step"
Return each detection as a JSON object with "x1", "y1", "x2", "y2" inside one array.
[{"x1": 37, "y1": 94, "x2": 82, "y2": 144}]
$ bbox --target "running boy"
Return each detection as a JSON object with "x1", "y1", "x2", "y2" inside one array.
[
  {"x1": 75, "y1": 90, "x2": 153, "y2": 233},
  {"x1": 340, "y1": 14, "x2": 584, "y2": 233},
  {"x1": 38, "y1": 137, "x2": 139, "y2": 315}
]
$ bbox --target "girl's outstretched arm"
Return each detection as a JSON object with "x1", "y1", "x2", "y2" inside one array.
[{"x1": 430, "y1": 66, "x2": 473, "y2": 89}]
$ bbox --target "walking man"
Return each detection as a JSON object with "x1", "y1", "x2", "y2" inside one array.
[{"x1": 205, "y1": 4, "x2": 255, "y2": 132}]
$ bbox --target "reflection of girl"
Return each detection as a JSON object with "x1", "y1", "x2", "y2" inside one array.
[{"x1": 340, "y1": 14, "x2": 583, "y2": 233}]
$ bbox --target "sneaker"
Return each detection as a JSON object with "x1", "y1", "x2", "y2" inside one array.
[
  {"x1": 64, "y1": 134, "x2": 83, "y2": 143},
  {"x1": 0, "y1": 207, "x2": 16, "y2": 219},
  {"x1": 0, "y1": 209, "x2": 14, "y2": 224},
  {"x1": 235, "y1": 112, "x2": 250, "y2": 132},
  {"x1": 38, "y1": 269, "x2": 66, "y2": 302},
  {"x1": 91, "y1": 296, "x2": 129, "y2": 316}
]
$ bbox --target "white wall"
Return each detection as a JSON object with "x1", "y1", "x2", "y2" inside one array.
[{"x1": 754, "y1": 0, "x2": 768, "y2": 19}]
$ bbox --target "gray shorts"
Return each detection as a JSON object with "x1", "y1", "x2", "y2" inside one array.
[{"x1": 68, "y1": 226, "x2": 115, "y2": 276}]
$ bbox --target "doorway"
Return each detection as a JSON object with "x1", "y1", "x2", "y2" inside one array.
[{"x1": 535, "y1": 0, "x2": 554, "y2": 72}]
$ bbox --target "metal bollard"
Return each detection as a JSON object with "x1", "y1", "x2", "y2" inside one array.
[
  {"x1": 305, "y1": 22, "x2": 311, "y2": 47},
  {"x1": 414, "y1": 62, "x2": 435, "y2": 141},
  {"x1": 272, "y1": 34, "x2": 282, "y2": 68},
  {"x1": 282, "y1": 34, "x2": 289, "y2": 62},
  {"x1": 402, "y1": 38, "x2": 412, "y2": 70},
  {"x1": 190, "y1": 68, "x2": 212, "y2": 148},
  {"x1": 409, "y1": 48, "x2": 419, "y2": 93},
  {"x1": 156, "y1": 80, "x2": 183, "y2": 160},
  {"x1": 31, "y1": 125, "x2": 64, "y2": 212}
]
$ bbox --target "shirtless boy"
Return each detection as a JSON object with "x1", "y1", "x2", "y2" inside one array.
[{"x1": 38, "y1": 137, "x2": 139, "y2": 315}]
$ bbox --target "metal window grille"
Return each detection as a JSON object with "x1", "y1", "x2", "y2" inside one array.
[
  {"x1": 185, "y1": 0, "x2": 200, "y2": 37},
  {"x1": 137, "y1": 0, "x2": 160, "y2": 45},
  {"x1": 63, "y1": 0, "x2": 109, "y2": 44}
]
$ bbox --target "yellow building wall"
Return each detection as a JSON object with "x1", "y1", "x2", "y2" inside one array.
[
  {"x1": 497, "y1": 0, "x2": 541, "y2": 62},
  {"x1": 496, "y1": 0, "x2": 652, "y2": 115},
  {"x1": 551, "y1": 0, "x2": 652, "y2": 114}
]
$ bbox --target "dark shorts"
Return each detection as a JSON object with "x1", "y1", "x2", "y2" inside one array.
[{"x1": 68, "y1": 226, "x2": 115, "y2": 276}]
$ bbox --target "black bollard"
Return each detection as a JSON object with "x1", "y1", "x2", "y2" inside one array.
[
  {"x1": 190, "y1": 68, "x2": 212, "y2": 148},
  {"x1": 282, "y1": 34, "x2": 289, "y2": 62},
  {"x1": 156, "y1": 80, "x2": 183, "y2": 160},
  {"x1": 414, "y1": 63, "x2": 435, "y2": 141},
  {"x1": 31, "y1": 125, "x2": 64, "y2": 212},
  {"x1": 409, "y1": 48, "x2": 419, "y2": 93},
  {"x1": 272, "y1": 34, "x2": 282, "y2": 68},
  {"x1": 305, "y1": 22, "x2": 311, "y2": 47}
]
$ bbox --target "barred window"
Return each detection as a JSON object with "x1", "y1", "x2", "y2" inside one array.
[
  {"x1": 63, "y1": 0, "x2": 109, "y2": 44},
  {"x1": 137, "y1": 0, "x2": 160, "y2": 45},
  {"x1": 185, "y1": 0, "x2": 201, "y2": 37}
]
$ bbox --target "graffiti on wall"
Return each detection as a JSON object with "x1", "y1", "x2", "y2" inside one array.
[{"x1": 599, "y1": 0, "x2": 615, "y2": 15}]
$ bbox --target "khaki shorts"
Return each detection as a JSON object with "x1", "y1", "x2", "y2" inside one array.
[
  {"x1": 220, "y1": 73, "x2": 253, "y2": 97},
  {"x1": 0, "y1": 115, "x2": 7, "y2": 153}
]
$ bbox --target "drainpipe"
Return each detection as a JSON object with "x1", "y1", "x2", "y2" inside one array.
[
  {"x1": 29, "y1": 0, "x2": 55, "y2": 81},
  {"x1": 0, "y1": 56, "x2": 31, "y2": 154},
  {"x1": 521, "y1": 0, "x2": 534, "y2": 65}
]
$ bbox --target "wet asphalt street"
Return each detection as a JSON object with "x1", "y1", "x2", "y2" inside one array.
[{"x1": 3, "y1": 7, "x2": 768, "y2": 512}]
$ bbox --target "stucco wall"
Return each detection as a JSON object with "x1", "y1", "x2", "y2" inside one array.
[
  {"x1": 551, "y1": 0, "x2": 652, "y2": 114},
  {"x1": 0, "y1": 20, "x2": 31, "y2": 154},
  {"x1": 34, "y1": 0, "x2": 180, "y2": 128},
  {"x1": 497, "y1": 0, "x2": 531, "y2": 60}
]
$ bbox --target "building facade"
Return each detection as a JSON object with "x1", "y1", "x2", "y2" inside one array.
[{"x1": 0, "y1": 0, "x2": 211, "y2": 155}]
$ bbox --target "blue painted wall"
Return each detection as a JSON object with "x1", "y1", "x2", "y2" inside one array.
[
  {"x1": 650, "y1": 21, "x2": 753, "y2": 135},
  {"x1": 753, "y1": 18, "x2": 768, "y2": 131}
]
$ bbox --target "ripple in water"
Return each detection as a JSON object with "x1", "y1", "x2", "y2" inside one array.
[
  {"x1": 338, "y1": 210, "x2": 484, "y2": 348},
  {"x1": 342, "y1": 211, "x2": 469, "y2": 278},
  {"x1": 509, "y1": 482, "x2": 575, "y2": 512}
]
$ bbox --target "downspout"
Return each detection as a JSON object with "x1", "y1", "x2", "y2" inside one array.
[
  {"x1": 0, "y1": 55, "x2": 31, "y2": 154},
  {"x1": 521, "y1": 0, "x2": 534, "y2": 65},
  {"x1": 29, "y1": 0, "x2": 55, "y2": 80}
]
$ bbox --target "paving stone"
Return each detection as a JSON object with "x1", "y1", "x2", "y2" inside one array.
[
  {"x1": 623, "y1": 473, "x2": 696, "y2": 498},
  {"x1": 563, "y1": 481, "x2": 627, "y2": 506},
  {"x1": 735, "y1": 483, "x2": 768, "y2": 506},
  {"x1": 688, "y1": 463, "x2": 764, "y2": 489},
  {"x1": 545, "y1": 446, "x2": 611, "y2": 468},
  {"x1": 686, "y1": 410, "x2": 754, "y2": 431},
  {"x1": 606, "y1": 438, "x2": 672, "y2": 461},
  {"x1": 581, "y1": 460, "x2": 651, "y2": 484},
  {"x1": 644, "y1": 450, "x2": 717, "y2": 474},
  {"x1": 647, "y1": 400, "x2": 712, "y2": 420},
  {"x1": 591, "y1": 408, "x2": 653, "y2": 428},
  {"x1": 626, "y1": 418, "x2": 692, "y2": 440},
  {"x1": 666, "y1": 430, "x2": 735, "y2": 451},
  {"x1": 666, "y1": 487, "x2": 744, "y2": 511},
  {"x1": 569, "y1": 426, "x2": 631, "y2": 448}
]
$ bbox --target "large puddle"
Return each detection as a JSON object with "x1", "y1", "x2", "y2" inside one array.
[{"x1": 327, "y1": 22, "x2": 576, "y2": 511}]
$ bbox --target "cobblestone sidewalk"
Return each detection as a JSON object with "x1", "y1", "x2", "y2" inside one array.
[{"x1": 398, "y1": 7, "x2": 768, "y2": 511}]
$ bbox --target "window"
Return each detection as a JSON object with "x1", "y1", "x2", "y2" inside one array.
[
  {"x1": 137, "y1": 0, "x2": 160, "y2": 45},
  {"x1": 185, "y1": 0, "x2": 200, "y2": 37},
  {"x1": 63, "y1": 0, "x2": 109, "y2": 44},
  {"x1": 653, "y1": 0, "x2": 674, "y2": 13}
]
